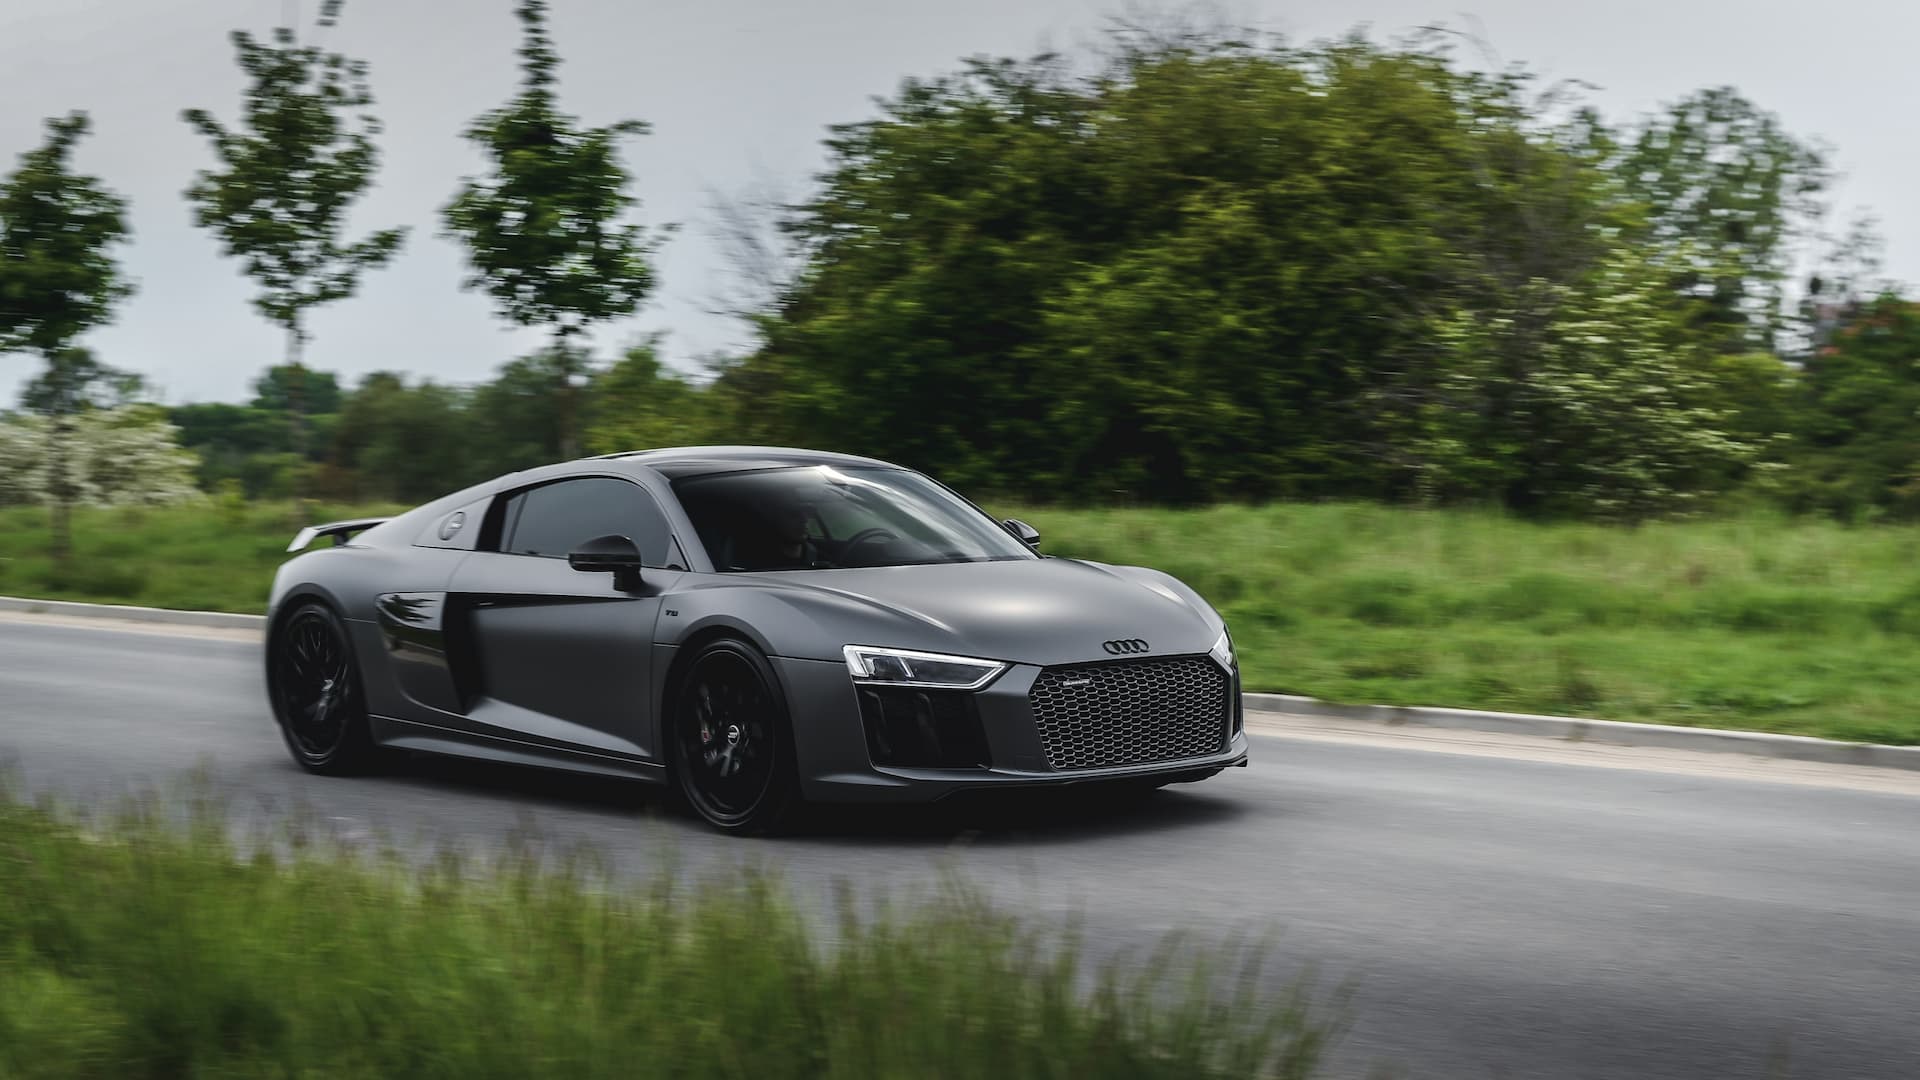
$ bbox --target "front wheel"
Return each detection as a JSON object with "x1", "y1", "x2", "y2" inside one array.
[
  {"x1": 670, "y1": 639, "x2": 801, "y2": 834},
  {"x1": 268, "y1": 602, "x2": 378, "y2": 774}
]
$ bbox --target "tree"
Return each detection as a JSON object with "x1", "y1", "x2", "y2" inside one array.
[
  {"x1": 583, "y1": 342, "x2": 717, "y2": 455},
  {"x1": 733, "y1": 33, "x2": 1796, "y2": 514},
  {"x1": 250, "y1": 363, "x2": 343, "y2": 417},
  {"x1": 1786, "y1": 296, "x2": 1920, "y2": 518},
  {"x1": 169, "y1": 400, "x2": 302, "y2": 496},
  {"x1": 329, "y1": 372, "x2": 472, "y2": 502},
  {"x1": 748, "y1": 38, "x2": 1607, "y2": 501},
  {"x1": 443, "y1": 0, "x2": 660, "y2": 459},
  {"x1": 181, "y1": 0, "x2": 406, "y2": 495},
  {"x1": 0, "y1": 113, "x2": 134, "y2": 566},
  {"x1": 466, "y1": 346, "x2": 584, "y2": 476},
  {"x1": 1410, "y1": 246, "x2": 1759, "y2": 518},
  {"x1": 1613, "y1": 88, "x2": 1829, "y2": 352},
  {"x1": 18, "y1": 347, "x2": 133, "y2": 414}
]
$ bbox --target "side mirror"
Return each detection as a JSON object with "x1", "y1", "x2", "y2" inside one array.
[
  {"x1": 569, "y1": 534, "x2": 645, "y2": 589},
  {"x1": 1003, "y1": 518, "x2": 1040, "y2": 546}
]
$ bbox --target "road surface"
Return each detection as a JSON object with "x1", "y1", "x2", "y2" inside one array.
[{"x1": 3, "y1": 612, "x2": 1918, "y2": 1079}]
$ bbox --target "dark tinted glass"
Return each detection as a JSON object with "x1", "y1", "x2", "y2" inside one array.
[
  {"x1": 672, "y1": 465, "x2": 1034, "y2": 572},
  {"x1": 502, "y1": 478, "x2": 671, "y2": 566}
]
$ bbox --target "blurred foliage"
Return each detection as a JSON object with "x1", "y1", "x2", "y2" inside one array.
[
  {"x1": 249, "y1": 364, "x2": 343, "y2": 416},
  {"x1": 327, "y1": 372, "x2": 469, "y2": 503},
  {"x1": 583, "y1": 340, "x2": 726, "y2": 456},
  {"x1": 0, "y1": 789, "x2": 1334, "y2": 1079},
  {"x1": 1616, "y1": 87, "x2": 1831, "y2": 351},
  {"x1": 1776, "y1": 297, "x2": 1920, "y2": 519}
]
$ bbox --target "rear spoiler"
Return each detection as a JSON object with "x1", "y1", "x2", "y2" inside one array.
[{"x1": 287, "y1": 517, "x2": 392, "y2": 553}]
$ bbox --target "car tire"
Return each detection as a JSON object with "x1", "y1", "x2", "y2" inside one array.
[
  {"x1": 669, "y1": 638, "x2": 801, "y2": 835},
  {"x1": 268, "y1": 601, "x2": 380, "y2": 775}
]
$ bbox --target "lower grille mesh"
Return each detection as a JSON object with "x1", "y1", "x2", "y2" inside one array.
[{"x1": 1028, "y1": 656, "x2": 1229, "y2": 770}]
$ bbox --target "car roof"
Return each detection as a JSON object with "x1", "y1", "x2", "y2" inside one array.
[{"x1": 596, "y1": 445, "x2": 905, "y2": 480}]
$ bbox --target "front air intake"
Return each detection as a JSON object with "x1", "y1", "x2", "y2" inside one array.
[{"x1": 1027, "y1": 655, "x2": 1230, "y2": 770}]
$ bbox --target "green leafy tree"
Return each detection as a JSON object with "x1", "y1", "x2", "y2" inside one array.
[
  {"x1": 1614, "y1": 88, "x2": 1829, "y2": 351},
  {"x1": 169, "y1": 400, "x2": 300, "y2": 496},
  {"x1": 0, "y1": 113, "x2": 134, "y2": 565},
  {"x1": 738, "y1": 34, "x2": 1793, "y2": 514},
  {"x1": 181, "y1": 0, "x2": 406, "y2": 493},
  {"x1": 329, "y1": 372, "x2": 473, "y2": 502},
  {"x1": 748, "y1": 39, "x2": 1591, "y2": 501},
  {"x1": 443, "y1": 0, "x2": 660, "y2": 459}
]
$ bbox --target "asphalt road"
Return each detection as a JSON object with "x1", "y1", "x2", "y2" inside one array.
[{"x1": 4, "y1": 613, "x2": 1919, "y2": 1080}]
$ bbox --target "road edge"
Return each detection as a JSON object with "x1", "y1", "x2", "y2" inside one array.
[
  {"x1": 1246, "y1": 693, "x2": 1920, "y2": 772},
  {"x1": 8, "y1": 594, "x2": 1919, "y2": 773},
  {"x1": 0, "y1": 594, "x2": 265, "y2": 631}
]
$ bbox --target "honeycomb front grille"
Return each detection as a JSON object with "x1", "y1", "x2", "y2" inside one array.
[{"x1": 1028, "y1": 656, "x2": 1230, "y2": 770}]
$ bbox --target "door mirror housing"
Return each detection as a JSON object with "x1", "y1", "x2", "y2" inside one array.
[
  {"x1": 1003, "y1": 518, "x2": 1040, "y2": 547},
  {"x1": 569, "y1": 534, "x2": 646, "y2": 589}
]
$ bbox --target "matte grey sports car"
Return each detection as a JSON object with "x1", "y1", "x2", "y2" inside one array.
[{"x1": 266, "y1": 446, "x2": 1247, "y2": 832}]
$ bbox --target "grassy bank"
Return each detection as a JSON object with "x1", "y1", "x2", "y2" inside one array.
[
  {"x1": 0, "y1": 788, "x2": 1331, "y2": 1079},
  {"x1": 4, "y1": 500, "x2": 1920, "y2": 743},
  {"x1": 0, "y1": 499, "x2": 400, "y2": 614}
]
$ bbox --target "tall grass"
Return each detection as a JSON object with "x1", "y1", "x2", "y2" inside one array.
[
  {"x1": 6, "y1": 499, "x2": 1920, "y2": 742},
  {"x1": 0, "y1": 787, "x2": 1333, "y2": 1079},
  {"x1": 1030, "y1": 503, "x2": 1920, "y2": 744},
  {"x1": 0, "y1": 499, "x2": 401, "y2": 614}
]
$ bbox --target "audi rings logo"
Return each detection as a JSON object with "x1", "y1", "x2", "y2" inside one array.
[{"x1": 1102, "y1": 638, "x2": 1150, "y2": 655}]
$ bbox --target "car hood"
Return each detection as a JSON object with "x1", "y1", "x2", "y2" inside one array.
[{"x1": 726, "y1": 557, "x2": 1221, "y2": 668}]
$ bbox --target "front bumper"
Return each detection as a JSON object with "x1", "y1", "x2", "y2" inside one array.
[{"x1": 774, "y1": 655, "x2": 1249, "y2": 804}]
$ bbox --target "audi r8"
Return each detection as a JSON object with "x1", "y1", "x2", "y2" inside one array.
[{"x1": 265, "y1": 446, "x2": 1247, "y2": 833}]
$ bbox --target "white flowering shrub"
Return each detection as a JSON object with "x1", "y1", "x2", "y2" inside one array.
[
  {"x1": 0, "y1": 405, "x2": 203, "y2": 508},
  {"x1": 1405, "y1": 247, "x2": 1759, "y2": 520}
]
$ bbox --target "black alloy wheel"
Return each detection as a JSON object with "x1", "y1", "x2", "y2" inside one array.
[
  {"x1": 672, "y1": 639, "x2": 800, "y2": 833},
  {"x1": 270, "y1": 602, "x2": 377, "y2": 773}
]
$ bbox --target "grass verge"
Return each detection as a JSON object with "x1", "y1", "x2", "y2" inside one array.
[
  {"x1": 5, "y1": 499, "x2": 1920, "y2": 743},
  {"x1": 0, "y1": 786, "x2": 1333, "y2": 1079}
]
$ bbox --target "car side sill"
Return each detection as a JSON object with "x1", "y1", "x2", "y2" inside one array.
[{"x1": 369, "y1": 713, "x2": 666, "y2": 783}]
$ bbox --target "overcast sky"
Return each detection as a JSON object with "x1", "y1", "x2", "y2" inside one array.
[{"x1": 2, "y1": 0, "x2": 1913, "y2": 406}]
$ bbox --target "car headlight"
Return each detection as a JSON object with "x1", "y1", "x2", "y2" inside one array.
[
  {"x1": 1209, "y1": 627, "x2": 1235, "y2": 672},
  {"x1": 842, "y1": 645, "x2": 1007, "y2": 690}
]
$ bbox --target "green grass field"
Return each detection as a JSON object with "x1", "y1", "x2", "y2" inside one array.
[
  {"x1": 0, "y1": 787, "x2": 1332, "y2": 1078},
  {"x1": 5, "y1": 500, "x2": 1920, "y2": 744}
]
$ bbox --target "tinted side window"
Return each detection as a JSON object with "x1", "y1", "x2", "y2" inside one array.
[{"x1": 501, "y1": 478, "x2": 671, "y2": 566}]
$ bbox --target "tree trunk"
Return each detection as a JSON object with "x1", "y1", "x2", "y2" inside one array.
[
  {"x1": 555, "y1": 333, "x2": 581, "y2": 460},
  {"x1": 559, "y1": 377, "x2": 579, "y2": 460},
  {"x1": 47, "y1": 383, "x2": 74, "y2": 575},
  {"x1": 287, "y1": 324, "x2": 310, "y2": 514}
]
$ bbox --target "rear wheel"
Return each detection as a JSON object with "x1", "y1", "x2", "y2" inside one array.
[
  {"x1": 269, "y1": 602, "x2": 378, "y2": 774},
  {"x1": 670, "y1": 639, "x2": 800, "y2": 834}
]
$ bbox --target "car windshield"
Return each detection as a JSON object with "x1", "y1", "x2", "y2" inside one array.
[{"x1": 672, "y1": 465, "x2": 1036, "y2": 572}]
